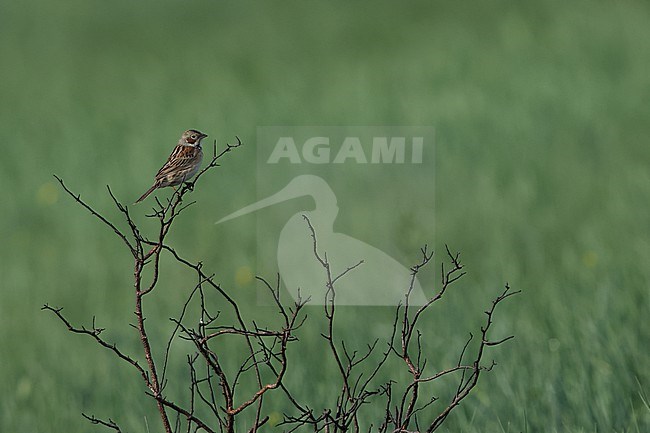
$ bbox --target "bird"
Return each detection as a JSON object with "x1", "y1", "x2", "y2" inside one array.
[{"x1": 135, "y1": 129, "x2": 207, "y2": 204}]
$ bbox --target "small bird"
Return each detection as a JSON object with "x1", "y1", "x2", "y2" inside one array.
[{"x1": 135, "y1": 129, "x2": 207, "y2": 204}]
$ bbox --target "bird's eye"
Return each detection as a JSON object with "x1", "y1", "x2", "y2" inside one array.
[{"x1": 191, "y1": 134, "x2": 198, "y2": 140}]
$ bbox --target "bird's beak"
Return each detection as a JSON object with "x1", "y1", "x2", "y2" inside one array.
[{"x1": 200, "y1": 133, "x2": 208, "y2": 139}]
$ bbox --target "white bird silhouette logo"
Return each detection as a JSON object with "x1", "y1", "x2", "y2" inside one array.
[{"x1": 217, "y1": 175, "x2": 427, "y2": 306}]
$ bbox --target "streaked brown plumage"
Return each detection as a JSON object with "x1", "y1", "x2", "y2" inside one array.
[{"x1": 135, "y1": 129, "x2": 207, "y2": 204}]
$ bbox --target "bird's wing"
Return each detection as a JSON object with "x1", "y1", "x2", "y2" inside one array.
[{"x1": 154, "y1": 145, "x2": 202, "y2": 183}]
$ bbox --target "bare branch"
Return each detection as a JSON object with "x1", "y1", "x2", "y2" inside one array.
[
  {"x1": 82, "y1": 413, "x2": 122, "y2": 432},
  {"x1": 53, "y1": 174, "x2": 136, "y2": 257},
  {"x1": 42, "y1": 304, "x2": 149, "y2": 385}
]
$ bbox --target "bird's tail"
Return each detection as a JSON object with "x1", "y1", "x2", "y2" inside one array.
[{"x1": 134, "y1": 184, "x2": 157, "y2": 204}]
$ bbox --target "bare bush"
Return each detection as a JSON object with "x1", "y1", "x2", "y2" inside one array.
[{"x1": 44, "y1": 137, "x2": 518, "y2": 433}]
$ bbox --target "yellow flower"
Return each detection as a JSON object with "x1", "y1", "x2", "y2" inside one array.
[
  {"x1": 582, "y1": 251, "x2": 598, "y2": 268},
  {"x1": 36, "y1": 181, "x2": 59, "y2": 206},
  {"x1": 235, "y1": 265, "x2": 254, "y2": 286}
]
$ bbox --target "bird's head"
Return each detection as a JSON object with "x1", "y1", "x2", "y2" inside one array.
[{"x1": 181, "y1": 129, "x2": 208, "y2": 147}]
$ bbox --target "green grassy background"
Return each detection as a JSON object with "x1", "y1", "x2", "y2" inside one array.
[{"x1": 1, "y1": 0, "x2": 650, "y2": 431}]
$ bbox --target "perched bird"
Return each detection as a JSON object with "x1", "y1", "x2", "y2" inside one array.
[{"x1": 135, "y1": 129, "x2": 207, "y2": 204}]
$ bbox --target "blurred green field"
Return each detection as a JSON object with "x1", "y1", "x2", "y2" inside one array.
[{"x1": 2, "y1": 0, "x2": 650, "y2": 431}]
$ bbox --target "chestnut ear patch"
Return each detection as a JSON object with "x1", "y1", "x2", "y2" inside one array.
[{"x1": 186, "y1": 136, "x2": 197, "y2": 144}]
